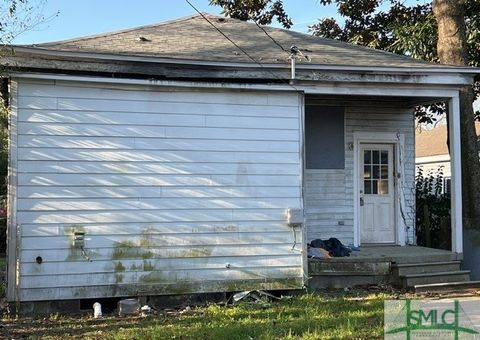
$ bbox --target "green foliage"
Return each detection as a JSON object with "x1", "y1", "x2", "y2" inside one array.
[
  {"x1": 208, "y1": 0, "x2": 292, "y2": 28},
  {"x1": 415, "y1": 166, "x2": 451, "y2": 250},
  {"x1": 311, "y1": 0, "x2": 480, "y2": 123}
]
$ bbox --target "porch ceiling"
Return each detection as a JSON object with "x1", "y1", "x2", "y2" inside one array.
[{"x1": 305, "y1": 94, "x2": 442, "y2": 109}]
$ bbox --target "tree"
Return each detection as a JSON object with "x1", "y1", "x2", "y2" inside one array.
[
  {"x1": 208, "y1": 0, "x2": 292, "y2": 28},
  {"x1": 432, "y1": 0, "x2": 480, "y2": 230},
  {"x1": 211, "y1": 0, "x2": 480, "y2": 231},
  {"x1": 0, "y1": 0, "x2": 50, "y2": 45},
  {"x1": 0, "y1": 0, "x2": 50, "y2": 253}
]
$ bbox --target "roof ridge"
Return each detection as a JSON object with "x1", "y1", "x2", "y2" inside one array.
[{"x1": 31, "y1": 12, "x2": 214, "y2": 47}]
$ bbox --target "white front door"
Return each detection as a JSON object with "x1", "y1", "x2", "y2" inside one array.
[{"x1": 359, "y1": 144, "x2": 395, "y2": 244}]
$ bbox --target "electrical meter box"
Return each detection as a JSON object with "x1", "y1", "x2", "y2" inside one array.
[{"x1": 286, "y1": 208, "x2": 303, "y2": 227}]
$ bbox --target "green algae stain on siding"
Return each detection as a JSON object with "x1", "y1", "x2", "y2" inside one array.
[
  {"x1": 114, "y1": 261, "x2": 126, "y2": 272},
  {"x1": 185, "y1": 248, "x2": 212, "y2": 257},
  {"x1": 143, "y1": 260, "x2": 155, "y2": 271},
  {"x1": 111, "y1": 240, "x2": 154, "y2": 260}
]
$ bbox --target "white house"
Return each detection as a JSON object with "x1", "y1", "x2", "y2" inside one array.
[
  {"x1": 2, "y1": 14, "x2": 477, "y2": 307},
  {"x1": 416, "y1": 122, "x2": 480, "y2": 194}
]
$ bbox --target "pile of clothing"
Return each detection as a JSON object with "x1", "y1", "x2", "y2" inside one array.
[{"x1": 307, "y1": 237, "x2": 352, "y2": 258}]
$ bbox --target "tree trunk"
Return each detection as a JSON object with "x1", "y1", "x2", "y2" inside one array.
[{"x1": 433, "y1": 0, "x2": 480, "y2": 230}]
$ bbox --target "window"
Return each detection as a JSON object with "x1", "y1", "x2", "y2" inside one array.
[
  {"x1": 363, "y1": 149, "x2": 390, "y2": 195},
  {"x1": 305, "y1": 105, "x2": 345, "y2": 169}
]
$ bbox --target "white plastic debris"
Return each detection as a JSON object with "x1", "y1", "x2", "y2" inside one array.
[
  {"x1": 140, "y1": 305, "x2": 153, "y2": 316},
  {"x1": 93, "y1": 302, "x2": 102, "y2": 318},
  {"x1": 118, "y1": 298, "x2": 140, "y2": 316}
]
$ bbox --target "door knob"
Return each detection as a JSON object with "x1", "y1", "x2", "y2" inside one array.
[{"x1": 360, "y1": 197, "x2": 365, "y2": 206}]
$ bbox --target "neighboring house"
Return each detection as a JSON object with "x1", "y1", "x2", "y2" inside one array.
[
  {"x1": 1, "y1": 14, "x2": 477, "y2": 305},
  {"x1": 416, "y1": 123, "x2": 480, "y2": 195}
]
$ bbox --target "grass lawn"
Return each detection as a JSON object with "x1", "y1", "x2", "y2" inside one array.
[{"x1": 1, "y1": 292, "x2": 388, "y2": 339}]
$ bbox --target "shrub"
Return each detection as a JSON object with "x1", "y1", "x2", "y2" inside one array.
[{"x1": 415, "y1": 166, "x2": 451, "y2": 250}]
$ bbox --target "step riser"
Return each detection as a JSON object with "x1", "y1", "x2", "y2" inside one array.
[
  {"x1": 415, "y1": 281, "x2": 480, "y2": 293},
  {"x1": 403, "y1": 274, "x2": 470, "y2": 288},
  {"x1": 394, "y1": 263, "x2": 461, "y2": 276},
  {"x1": 393, "y1": 254, "x2": 458, "y2": 264}
]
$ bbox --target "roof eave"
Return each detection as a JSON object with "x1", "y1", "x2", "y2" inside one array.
[{"x1": 9, "y1": 46, "x2": 480, "y2": 76}]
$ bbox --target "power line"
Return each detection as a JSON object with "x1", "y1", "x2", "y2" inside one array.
[
  {"x1": 184, "y1": 0, "x2": 299, "y2": 90},
  {"x1": 254, "y1": 22, "x2": 290, "y2": 55},
  {"x1": 185, "y1": 0, "x2": 263, "y2": 66}
]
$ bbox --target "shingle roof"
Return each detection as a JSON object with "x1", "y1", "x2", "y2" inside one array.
[
  {"x1": 416, "y1": 123, "x2": 480, "y2": 158},
  {"x1": 24, "y1": 13, "x2": 455, "y2": 68}
]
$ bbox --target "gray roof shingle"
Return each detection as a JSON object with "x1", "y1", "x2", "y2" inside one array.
[{"x1": 25, "y1": 13, "x2": 452, "y2": 69}]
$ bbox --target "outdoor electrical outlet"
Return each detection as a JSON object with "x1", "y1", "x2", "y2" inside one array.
[
  {"x1": 286, "y1": 208, "x2": 303, "y2": 227},
  {"x1": 73, "y1": 231, "x2": 85, "y2": 248}
]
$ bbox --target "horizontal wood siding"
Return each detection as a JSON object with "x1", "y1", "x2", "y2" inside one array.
[
  {"x1": 14, "y1": 79, "x2": 303, "y2": 301},
  {"x1": 305, "y1": 104, "x2": 415, "y2": 245}
]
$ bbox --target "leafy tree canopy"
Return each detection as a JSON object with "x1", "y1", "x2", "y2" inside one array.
[{"x1": 209, "y1": 0, "x2": 292, "y2": 28}]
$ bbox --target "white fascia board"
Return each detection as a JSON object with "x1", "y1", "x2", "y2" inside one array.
[
  {"x1": 11, "y1": 72, "x2": 461, "y2": 99},
  {"x1": 416, "y1": 155, "x2": 451, "y2": 165},
  {"x1": 11, "y1": 46, "x2": 480, "y2": 76}
]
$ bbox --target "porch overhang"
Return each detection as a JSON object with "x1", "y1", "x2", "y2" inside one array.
[{"x1": 300, "y1": 82, "x2": 465, "y2": 254}]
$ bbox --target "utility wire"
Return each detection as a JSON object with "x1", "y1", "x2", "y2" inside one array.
[
  {"x1": 184, "y1": 0, "x2": 299, "y2": 90},
  {"x1": 254, "y1": 21, "x2": 290, "y2": 55},
  {"x1": 185, "y1": 0, "x2": 265, "y2": 66}
]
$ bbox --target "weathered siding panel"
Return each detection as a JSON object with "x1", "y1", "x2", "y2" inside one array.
[
  {"x1": 305, "y1": 104, "x2": 415, "y2": 245},
  {"x1": 13, "y1": 79, "x2": 303, "y2": 301}
]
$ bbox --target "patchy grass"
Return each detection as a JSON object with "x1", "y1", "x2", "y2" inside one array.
[{"x1": 1, "y1": 292, "x2": 388, "y2": 339}]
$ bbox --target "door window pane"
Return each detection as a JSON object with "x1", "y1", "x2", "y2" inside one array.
[
  {"x1": 381, "y1": 166, "x2": 389, "y2": 179},
  {"x1": 364, "y1": 180, "x2": 372, "y2": 194},
  {"x1": 379, "y1": 180, "x2": 389, "y2": 194},
  {"x1": 364, "y1": 166, "x2": 371, "y2": 179},
  {"x1": 381, "y1": 150, "x2": 388, "y2": 164},
  {"x1": 364, "y1": 150, "x2": 371, "y2": 164},
  {"x1": 372, "y1": 150, "x2": 380, "y2": 164},
  {"x1": 372, "y1": 165, "x2": 380, "y2": 179},
  {"x1": 372, "y1": 180, "x2": 378, "y2": 194}
]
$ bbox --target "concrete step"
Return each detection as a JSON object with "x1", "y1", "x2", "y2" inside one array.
[
  {"x1": 401, "y1": 270, "x2": 471, "y2": 288},
  {"x1": 309, "y1": 260, "x2": 390, "y2": 276},
  {"x1": 390, "y1": 252, "x2": 458, "y2": 264},
  {"x1": 414, "y1": 281, "x2": 480, "y2": 293},
  {"x1": 392, "y1": 261, "x2": 461, "y2": 277}
]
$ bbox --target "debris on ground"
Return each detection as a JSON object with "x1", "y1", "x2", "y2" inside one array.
[
  {"x1": 140, "y1": 305, "x2": 152, "y2": 317},
  {"x1": 118, "y1": 298, "x2": 140, "y2": 316},
  {"x1": 307, "y1": 245, "x2": 331, "y2": 259},
  {"x1": 308, "y1": 238, "x2": 352, "y2": 257},
  {"x1": 231, "y1": 290, "x2": 291, "y2": 308}
]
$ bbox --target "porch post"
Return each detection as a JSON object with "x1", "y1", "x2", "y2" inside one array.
[{"x1": 448, "y1": 95, "x2": 463, "y2": 254}]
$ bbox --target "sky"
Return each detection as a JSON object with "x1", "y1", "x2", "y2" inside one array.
[
  {"x1": 11, "y1": 0, "x2": 427, "y2": 45},
  {"x1": 11, "y1": 0, "x2": 339, "y2": 44}
]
